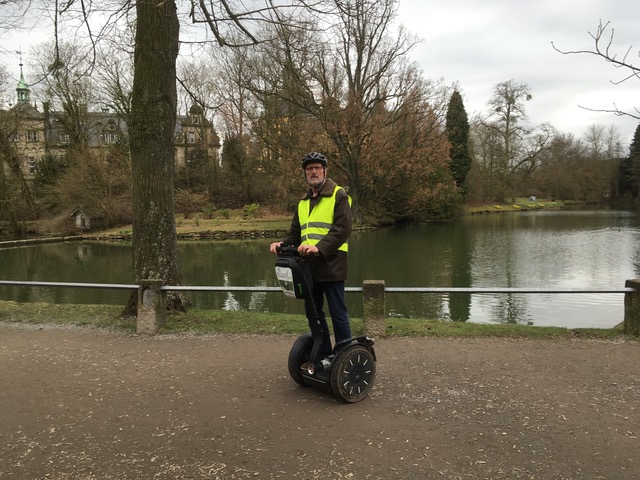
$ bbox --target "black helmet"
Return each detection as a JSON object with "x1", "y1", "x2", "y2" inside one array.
[{"x1": 301, "y1": 152, "x2": 328, "y2": 169}]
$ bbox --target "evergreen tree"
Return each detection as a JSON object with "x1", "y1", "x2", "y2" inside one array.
[
  {"x1": 445, "y1": 91, "x2": 472, "y2": 197},
  {"x1": 627, "y1": 122, "x2": 640, "y2": 198}
]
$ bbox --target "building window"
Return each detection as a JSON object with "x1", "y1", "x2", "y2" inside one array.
[
  {"x1": 193, "y1": 116, "x2": 201, "y2": 125},
  {"x1": 59, "y1": 132, "x2": 70, "y2": 144},
  {"x1": 102, "y1": 133, "x2": 119, "y2": 144},
  {"x1": 8, "y1": 133, "x2": 19, "y2": 142},
  {"x1": 27, "y1": 131, "x2": 38, "y2": 142},
  {"x1": 28, "y1": 157, "x2": 37, "y2": 174},
  {"x1": 187, "y1": 132, "x2": 196, "y2": 143}
]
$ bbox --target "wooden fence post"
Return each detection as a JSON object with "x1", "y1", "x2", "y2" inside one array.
[
  {"x1": 624, "y1": 279, "x2": 640, "y2": 336},
  {"x1": 362, "y1": 280, "x2": 386, "y2": 337},
  {"x1": 137, "y1": 279, "x2": 165, "y2": 335}
]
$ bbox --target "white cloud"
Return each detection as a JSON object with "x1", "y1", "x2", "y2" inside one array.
[{"x1": 397, "y1": 0, "x2": 640, "y2": 149}]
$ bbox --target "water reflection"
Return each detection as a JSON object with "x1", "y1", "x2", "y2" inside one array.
[{"x1": 1, "y1": 209, "x2": 639, "y2": 328}]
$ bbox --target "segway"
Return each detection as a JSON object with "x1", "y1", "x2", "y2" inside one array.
[{"x1": 275, "y1": 245, "x2": 376, "y2": 403}]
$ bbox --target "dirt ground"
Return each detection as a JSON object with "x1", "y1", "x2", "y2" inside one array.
[{"x1": 0, "y1": 323, "x2": 639, "y2": 480}]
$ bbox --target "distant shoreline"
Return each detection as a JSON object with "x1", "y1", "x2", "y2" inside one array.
[{"x1": 0, "y1": 199, "x2": 573, "y2": 249}]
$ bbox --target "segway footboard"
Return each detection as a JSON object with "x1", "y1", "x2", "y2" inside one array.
[{"x1": 288, "y1": 333, "x2": 333, "y2": 394}]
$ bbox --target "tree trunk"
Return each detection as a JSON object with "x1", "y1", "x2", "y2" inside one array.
[{"x1": 124, "y1": 0, "x2": 185, "y2": 314}]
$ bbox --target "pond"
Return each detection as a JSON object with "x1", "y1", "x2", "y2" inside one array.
[{"x1": 2, "y1": 208, "x2": 638, "y2": 329}]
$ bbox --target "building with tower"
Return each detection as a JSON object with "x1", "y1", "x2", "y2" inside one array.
[{"x1": 1, "y1": 65, "x2": 220, "y2": 180}]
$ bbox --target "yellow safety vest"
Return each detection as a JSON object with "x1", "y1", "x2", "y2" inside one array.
[{"x1": 298, "y1": 185, "x2": 351, "y2": 252}]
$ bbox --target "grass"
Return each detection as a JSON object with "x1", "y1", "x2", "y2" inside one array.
[
  {"x1": 0, "y1": 300, "x2": 633, "y2": 341},
  {"x1": 175, "y1": 216, "x2": 291, "y2": 234},
  {"x1": 465, "y1": 198, "x2": 566, "y2": 215},
  {"x1": 95, "y1": 210, "x2": 291, "y2": 237}
]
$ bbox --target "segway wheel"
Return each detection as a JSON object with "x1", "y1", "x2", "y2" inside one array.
[
  {"x1": 330, "y1": 344, "x2": 376, "y2": 403},
  {"x1": 288, "y1": 333, "x2": 314, "y2": 387}
]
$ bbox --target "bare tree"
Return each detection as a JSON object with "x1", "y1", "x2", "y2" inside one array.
[
  {"x1": 34, "y1": 41, "x2": 97, "y2": 146},
  {"x1": 95, "y1": 49, "x2": 134, "y2": 122},
  {"x1": 0, "y1": 0, "x2": 38, "y2": 32},
  {"x1": 553, "y1": 21, "x2": 639, "y2": 120},
  {"x1": 203, "y1": 41, "x2": 259, "y2": 202},
  {"x1": 468, "y1": 115, "x2": 505, "y2": 202},
  {"x1": 583, "y1": 123, "x2": 623, "y2": 160},
  {"x1": 487, "y1": 80, "x2": 532, "y2": 167},
  {"x1": 0, "y1": 63, "x2": 8, "y2": 106},
  {"x1": 47, "y1": 145, "x2": 132, "y2": 226},
  {"x1": 176, "y1": 58, "x2": 223, "y2": 201},
  {"x1": 472, "y1": 80, "x2": 554, "y2": 201},
  {"x1": 511, "y1": 124, "x2": 554, "y2": 177},
  {"x1": 476, "y1": 80, "x2": 532, "y2": 199},
  {"x1": 0, "y1": 110, "x2": 25, "y2": 236},
  {"x1": 247, "y1": 0, "x2": 440, "y2": 221}
]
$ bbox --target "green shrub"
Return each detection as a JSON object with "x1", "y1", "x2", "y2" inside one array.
[
  {"x1": 203, "y1": 205, "x2": 217, "y2": 219},
  {"x1": 243, "y1": 203, "x2": 260, "y2": 219}
]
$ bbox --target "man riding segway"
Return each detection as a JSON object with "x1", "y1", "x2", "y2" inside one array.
[{"x1": 270, "y1": 152, "x2": 375, "y2": 403}]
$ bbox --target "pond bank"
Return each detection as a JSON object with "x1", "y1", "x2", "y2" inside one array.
[
  {"x1": 0, "y1": 199, "x2": 568, "y2": 249},
  {"x1": 0, "y1": 229, "x2": 287, "y2": 249}
]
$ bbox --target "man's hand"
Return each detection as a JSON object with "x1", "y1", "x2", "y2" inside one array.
[
  {"x1": 298, "y1": 244, "x2": 319, "y2": 256},
  {"x1": 269, "y1": 242, "x2": 283, "y2": 254}
]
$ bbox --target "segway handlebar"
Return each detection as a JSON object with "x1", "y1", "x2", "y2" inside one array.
[{"x1": 276, "y1": 244, "x2": 300, "y2": 257}]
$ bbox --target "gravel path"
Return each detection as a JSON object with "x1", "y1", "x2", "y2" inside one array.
[{"x1": 1, "y1": 323, "x2": 639, "y2": 479}]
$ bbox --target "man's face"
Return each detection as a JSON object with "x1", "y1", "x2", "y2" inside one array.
[{"x1": 304, "y1": 163, "x2": 326, "y2": 189}]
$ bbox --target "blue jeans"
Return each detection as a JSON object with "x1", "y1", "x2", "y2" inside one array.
[{"x1": 304, "y1": 280, "x2": 352, "y2": 356}]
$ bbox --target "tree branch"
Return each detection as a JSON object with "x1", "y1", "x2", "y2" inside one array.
[
  {"x1": 552, "y1": 20, "x2": 639, "y2": 121},
  {"x1": 578, "y1": 104, "x2": 640, "y2": 120}
]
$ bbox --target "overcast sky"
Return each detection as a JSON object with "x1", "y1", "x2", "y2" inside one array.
[
  {"x1": 2, "y1": 0, "x2": 639, "y2": 150},
  {"x1": 397, "y1": 0, "x2": 640, "y2": 150}
]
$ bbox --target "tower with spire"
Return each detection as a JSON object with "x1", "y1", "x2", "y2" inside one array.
[
  {"x1": 16, "y1": 62, "x2": 31, "y2": 104},
  {"x1": 5, "y1": 60, "x2": 44, "y2": 179}
]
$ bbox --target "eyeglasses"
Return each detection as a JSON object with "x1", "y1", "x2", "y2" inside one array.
[{"x1": 305, "y1": 166, "x2": 324, "y2": 172}]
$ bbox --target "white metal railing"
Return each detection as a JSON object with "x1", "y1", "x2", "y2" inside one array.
[
  {"x1": 0, "y1": 280, "x2": 634, "y2": 294},
  {"x1": 2, "y1": 279, "x2": 639, "y2": 336}
]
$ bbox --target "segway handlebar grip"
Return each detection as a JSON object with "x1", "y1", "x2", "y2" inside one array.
[{"x1": 276, "y1": 244, "x2": 299, "y2": 257}]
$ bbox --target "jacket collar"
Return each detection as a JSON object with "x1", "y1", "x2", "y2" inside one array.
[{"x1": 303, "y1": 178, "x2": 337, "y2": 200}]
